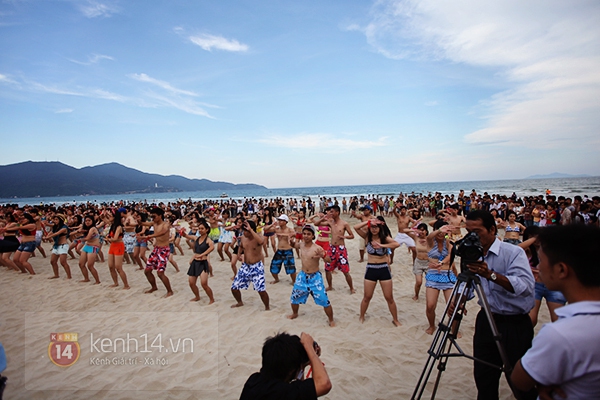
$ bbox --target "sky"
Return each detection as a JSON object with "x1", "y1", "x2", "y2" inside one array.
[{"x1": 1, "y1": 0, "x2": 599, "y2": 189}]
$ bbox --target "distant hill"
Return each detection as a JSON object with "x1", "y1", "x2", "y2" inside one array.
[
  {"x1": 0, "y1": 161, "x2": 267, "y2": 198},
  {"x1": 524, "y1": 172, "x2": 591, "y2": 179}
]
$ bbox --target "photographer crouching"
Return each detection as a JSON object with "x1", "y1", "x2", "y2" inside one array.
[
  {"x1": 453, "y1": 210, "x2": 536, "y2": 400},
  {"x1": 240, "y1": 332, "x2": 331, "y2": 399}
]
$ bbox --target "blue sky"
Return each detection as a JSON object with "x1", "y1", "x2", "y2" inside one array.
[{"x1": 1, "y1": 0, "x2": 599, "y2": 188}]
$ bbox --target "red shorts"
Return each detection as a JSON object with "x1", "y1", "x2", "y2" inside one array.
[
  {"x1": 108, "y1": 242, "x2": 125, "y2": 256},
  {"x1": 325, "y1": 245, "x2": 349, "y2": 273},
  {"x1": 146, "y1": 246, "x2": 170, "y2": 272},
  {"x1": 315, "y1": 240, "x2": 330, "y2": 253}
]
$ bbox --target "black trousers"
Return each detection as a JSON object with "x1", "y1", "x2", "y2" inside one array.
[{"x1": 473, "y1": 310, "x2": 537, "y2": 400}]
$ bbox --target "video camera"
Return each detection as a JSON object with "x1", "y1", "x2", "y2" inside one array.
[{"x1": 453, "y1": 232, "x2": 484, "y2": 273}]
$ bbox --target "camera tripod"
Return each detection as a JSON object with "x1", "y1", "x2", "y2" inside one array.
[{"x1": 411, "y1": 269, "x2": 517, "y2": 400}]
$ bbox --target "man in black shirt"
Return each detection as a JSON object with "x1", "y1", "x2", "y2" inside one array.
[{"x1": 240, "y1": 332, "x2": 331, "y2": 400}]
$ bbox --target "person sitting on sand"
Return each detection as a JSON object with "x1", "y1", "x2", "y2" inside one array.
[
  {"x1": 353, "y1": 216, "x2": 401, "y2": 327},
  {"x1": 181, "y1": 218, "x2": 215, "y2": 304},
  {"x1": 240, "y1": 332, "x2": 331, "y2": 399},
  {"x1": 230, "y1": 219, "x2": 270, "y2": 310},
  {"x1": 288, "y1": 225, "x2": 335, "y2": 327},
  {"x1": 136, "y1": 207, "x2": 174, "y2": 298}
]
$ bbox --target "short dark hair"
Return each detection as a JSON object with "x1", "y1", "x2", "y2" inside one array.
[
  {"x1": 537, "y1": 224, "x2": 600, "y2": 287},
  {"x1": 328, "y1": 205, "x2": 340, "y2": 213},
  {"x1": 260, "y1": 332, "x2": 308, "y2": 381},
  {"x1": 466, "y1": 210, "x2": 497, "y2": 232},
  {"x1": 151, "y1": 207, "x2": 164, "y2": 217}
]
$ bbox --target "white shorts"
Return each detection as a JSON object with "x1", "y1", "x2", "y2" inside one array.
[
  {"x1": 394, "y1": 233, "x2": 416, "y2": 248},
  {"x1": 52, "y1": 243, "x2": 69, "y2": 255}
]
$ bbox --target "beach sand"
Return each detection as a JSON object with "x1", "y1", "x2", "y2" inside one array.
[{"x1": 0, "y1": 214, "x2": 551, "y2": 399}]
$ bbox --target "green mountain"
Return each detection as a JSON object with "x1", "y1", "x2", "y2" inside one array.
[{"x1": 0, "y1": 161, "x2": 266, "y2": 198}]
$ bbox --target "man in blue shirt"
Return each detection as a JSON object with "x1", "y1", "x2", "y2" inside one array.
[{"x1": 463, "y1": 210, "x2": 536, "y2": 400}]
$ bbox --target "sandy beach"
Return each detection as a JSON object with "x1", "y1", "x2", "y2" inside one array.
[{"x1": 0, "y1": 214, "x2": 551, "y2": 400}]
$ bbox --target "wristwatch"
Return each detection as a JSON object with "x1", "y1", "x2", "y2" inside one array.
[{"x1": 489, "y1": 272, "x2": 497, "y2": 281}]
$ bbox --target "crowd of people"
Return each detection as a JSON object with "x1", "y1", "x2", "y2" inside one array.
[{"x1": 1, "y1": 190, "x2": 599, "y2": 399}]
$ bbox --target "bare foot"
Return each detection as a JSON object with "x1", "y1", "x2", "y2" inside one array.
[
  {"x1": 208, "y1": 298, "x2": 215, "y2": 305},
  {"x1": 412, "y1": 295, "x2": 419, "y2": 301},
  {"x1": 79, "y1": 279, "x2": 90, "y2": 283},
  {"x1": 392, "y1": 320, "x2": 402, "y2": 327},
  {"x1": 48, "y1": 276, "x2": 59, "y2": 279},
  {"x1": 163, "y1": 292, "x2": 173, "y2": 298},
  {"x1": 359, "y1": 316, "x2": 365, "y2": 324},
  {"x1": 329, "y1": 320, "x2": 336, "y2": 327},
  {"x1": 264, "y1": 306, "x2": 270, "y2": 311},
  {"x1": 190, "y1": 297, "x2": 200, "y2": 302},
  {"x1": 231, "y1": 276, "x2": 235, "y2": 281},
  {"x1": 144, "y1": 287, "x2": 158, "y2": 294},
  {"x1": 325, "y1": 286, "x2": 334, "y2": 291},
  {"x1": 219, "y1": 258, "x2": 225, "y2": 262},
  {"x1": 270, "y1": 280, "x2": 279, "y2": 284},
  {"x1": 287, "y1": 313, "x2": 298, "y2": 320},
  {"x1": 425, "y1": 326, "x2": 435, "y2": 335},
  {"x1": 358, "y1": 258, "x2": 364, "y2": 263},
  {"x1": 350, "y1": 288, "x2": 356, "y2": 294},
  {"x1": 123, "y1": 286, "x2": 131, "y2": 290},
  {"x1": 209, "y1": 273, "x2": 213, "y2": 277},
  {"x1": 109, "y1": 284, "x2": 118, "y2": 288},
  {"x1": 231, "y1": 302, "x2": 244, "y2": 308},
  {"x1": 93, "y1": 281, "x2": 101, "y2": 285},
  {"x1": 456, "y1": 331, "x2": 462, "y2": 339}
]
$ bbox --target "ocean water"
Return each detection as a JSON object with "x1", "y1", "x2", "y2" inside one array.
[{"x1": 2, "y1": 177, "x2": 599, "y2": 207}]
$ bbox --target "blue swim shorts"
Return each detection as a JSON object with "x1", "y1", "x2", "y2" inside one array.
[
  {"x1": 290, "y1": 270, "x2": 330, "y2": 307},
  {"x1": 232, "y1": 261, "x2": 267, "y2": 292},
  {"x1": 270, "y1": 249, "x2": 296, "y2": 275},
  {"x1": 534, "y1": 281, "x2": 566, "y2": 305}
]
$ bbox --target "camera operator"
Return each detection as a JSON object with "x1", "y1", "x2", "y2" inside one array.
[
  {"x1": 239, "y1": 332, "x2": 332, "y2": 400},
  {"x1": 456, "y1": 210, "x2": 536, "y2": 400}
]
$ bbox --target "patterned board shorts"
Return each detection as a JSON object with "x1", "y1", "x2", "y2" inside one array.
[
  {"x1": 325, "y1": 245, "x2": 349, "y2": 273},
  {"x1": 123, "y1": 232, "x2": 136, "y2": 253},
  {"x1": 231, "y1": 261, "x2": 267, "y2": 292},
  {"x1": 291, "y1": 270, "x2": 330, "y2": 307},
  {"x1": 270, "y1": 249, "x2": 296, "y2": 275},
  {"x1": 146, "y1": 246, "x2": 170, "y2": 272}
]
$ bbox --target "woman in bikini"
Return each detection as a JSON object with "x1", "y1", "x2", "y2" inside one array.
[
  {"x1": 217, "y1": 210, "x2": 234, "y2": 262},
  {"x1": 77, "y1": 214, "x2": 101, "y2": 284},
  {"x1": 181, "y1": 218, "x2": 215, "y2": 303},
  {"x1": 262, "y1": 208, "x2": 276, "y2": 256},
  {"x1": 424, "y1": 220, "x2": 456, "y2": 334},
  {"x1": 45, "y1": 214, "x2": 72, "y2": 279},
  {"x1": 11, "y1": 213, "x2": 38, "y2": 275},
  {"x1": 0, "y1": 213, "x2": 22, "y2": 272},
  {"x1": 353, "y1": 216, "x2": 401, "y2": 326},
  {"x1": 291, "y1": 209, "x2": 307, "y2": 258},
  {"x1": 105, "y1": 209, "x2": 130, "y2": 289},
  {"x1": 500, "y1": 210, "x2": 525, "y2": 245},
  {"x1": 132, "y1": 211, "x2": 149, "y2": 270}
]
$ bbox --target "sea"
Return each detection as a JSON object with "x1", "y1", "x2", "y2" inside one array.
[{"x1": 2, "y1": 176, "x2": 599, "y2": 207}]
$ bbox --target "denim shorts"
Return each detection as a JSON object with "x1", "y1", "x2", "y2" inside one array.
[
  {"x1": 18, "y1": 241, "x2": 37, "y2": 253},
  {"x1": 534, "y1": 282, "x2": 566, "y2": 305}
]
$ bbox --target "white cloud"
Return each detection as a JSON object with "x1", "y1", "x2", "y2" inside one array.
[
  {"x1": 77, "y1": 1, "x2": 119, "y2": 18},
  {"x1": 130, "y1": 73, "x2": 198, "y2": 97},
  {"x1": 363, "y1": 0, "x2": 600, "y2": 149},
  {"x1": 189, "y1": 34, "x2": 249, "y2": 52},
  {"x1": 69, "y1": 54, "x2": 114, "y2": 66},
  {"x1": 0, "y1": 73, "x2": 18, "y2": 85},
  {"x1": 258, "y1": 133, "x2": 388, "y2": 152},
  {"x1": 55, "y1": 108, "x2": 74, "y2": 113}
]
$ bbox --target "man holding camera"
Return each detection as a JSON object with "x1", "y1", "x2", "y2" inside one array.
[
  {"x1": 462, "y1": 210, "x2": 536, "y2": 400},
  {"x1": 240, "y1": 332, "x2": 331, "y2": 399}
]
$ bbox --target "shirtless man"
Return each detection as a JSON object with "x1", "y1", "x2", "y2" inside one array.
[
  {"x1": 443, "y1": 204, "x2": 465, "y2": 242},
  {"x1": 288, "y1": 225, "x2": 335, "y2": 327},
  {"x1": 316, "y1": 205, "x2": 355, "y2": 293},
  {"x1": 263, "y1": 214, "x2": 296, "y2": 284},
  {"x1": 136, "y1": 207, "x2": 173, "y2": 298},
  {"x1": 356, "y1": 205, "x2": 372, "y2": 262},
  {"x1": 391, "y1": 205, "x2": 417, "y2": 264},
  {"x1": 230, "y1": 220, "x2": 270, "y2": 310},
  {"x1": 122, "y1": 207, "x2": 137, "y2": 264}
]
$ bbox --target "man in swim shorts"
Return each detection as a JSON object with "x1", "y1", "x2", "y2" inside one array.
[
  {"x1": 231, "y1": 220, "x2": 270, "y2": 310},
  {"x1": 137, "y1": 207, "x2": 173, "y2": 298},
  {"x1": 316, "y1": 206, "x2": 355, "y2": 293},
  {"x1": 288, "y1": 225, "x2": 334, "y2": 327},
  {"x1": 391, "y1": 205, "x2": 417, "y2": 264},
  {"x1": 264, "y1": 214, "x2": 296, "y2": 284}
]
